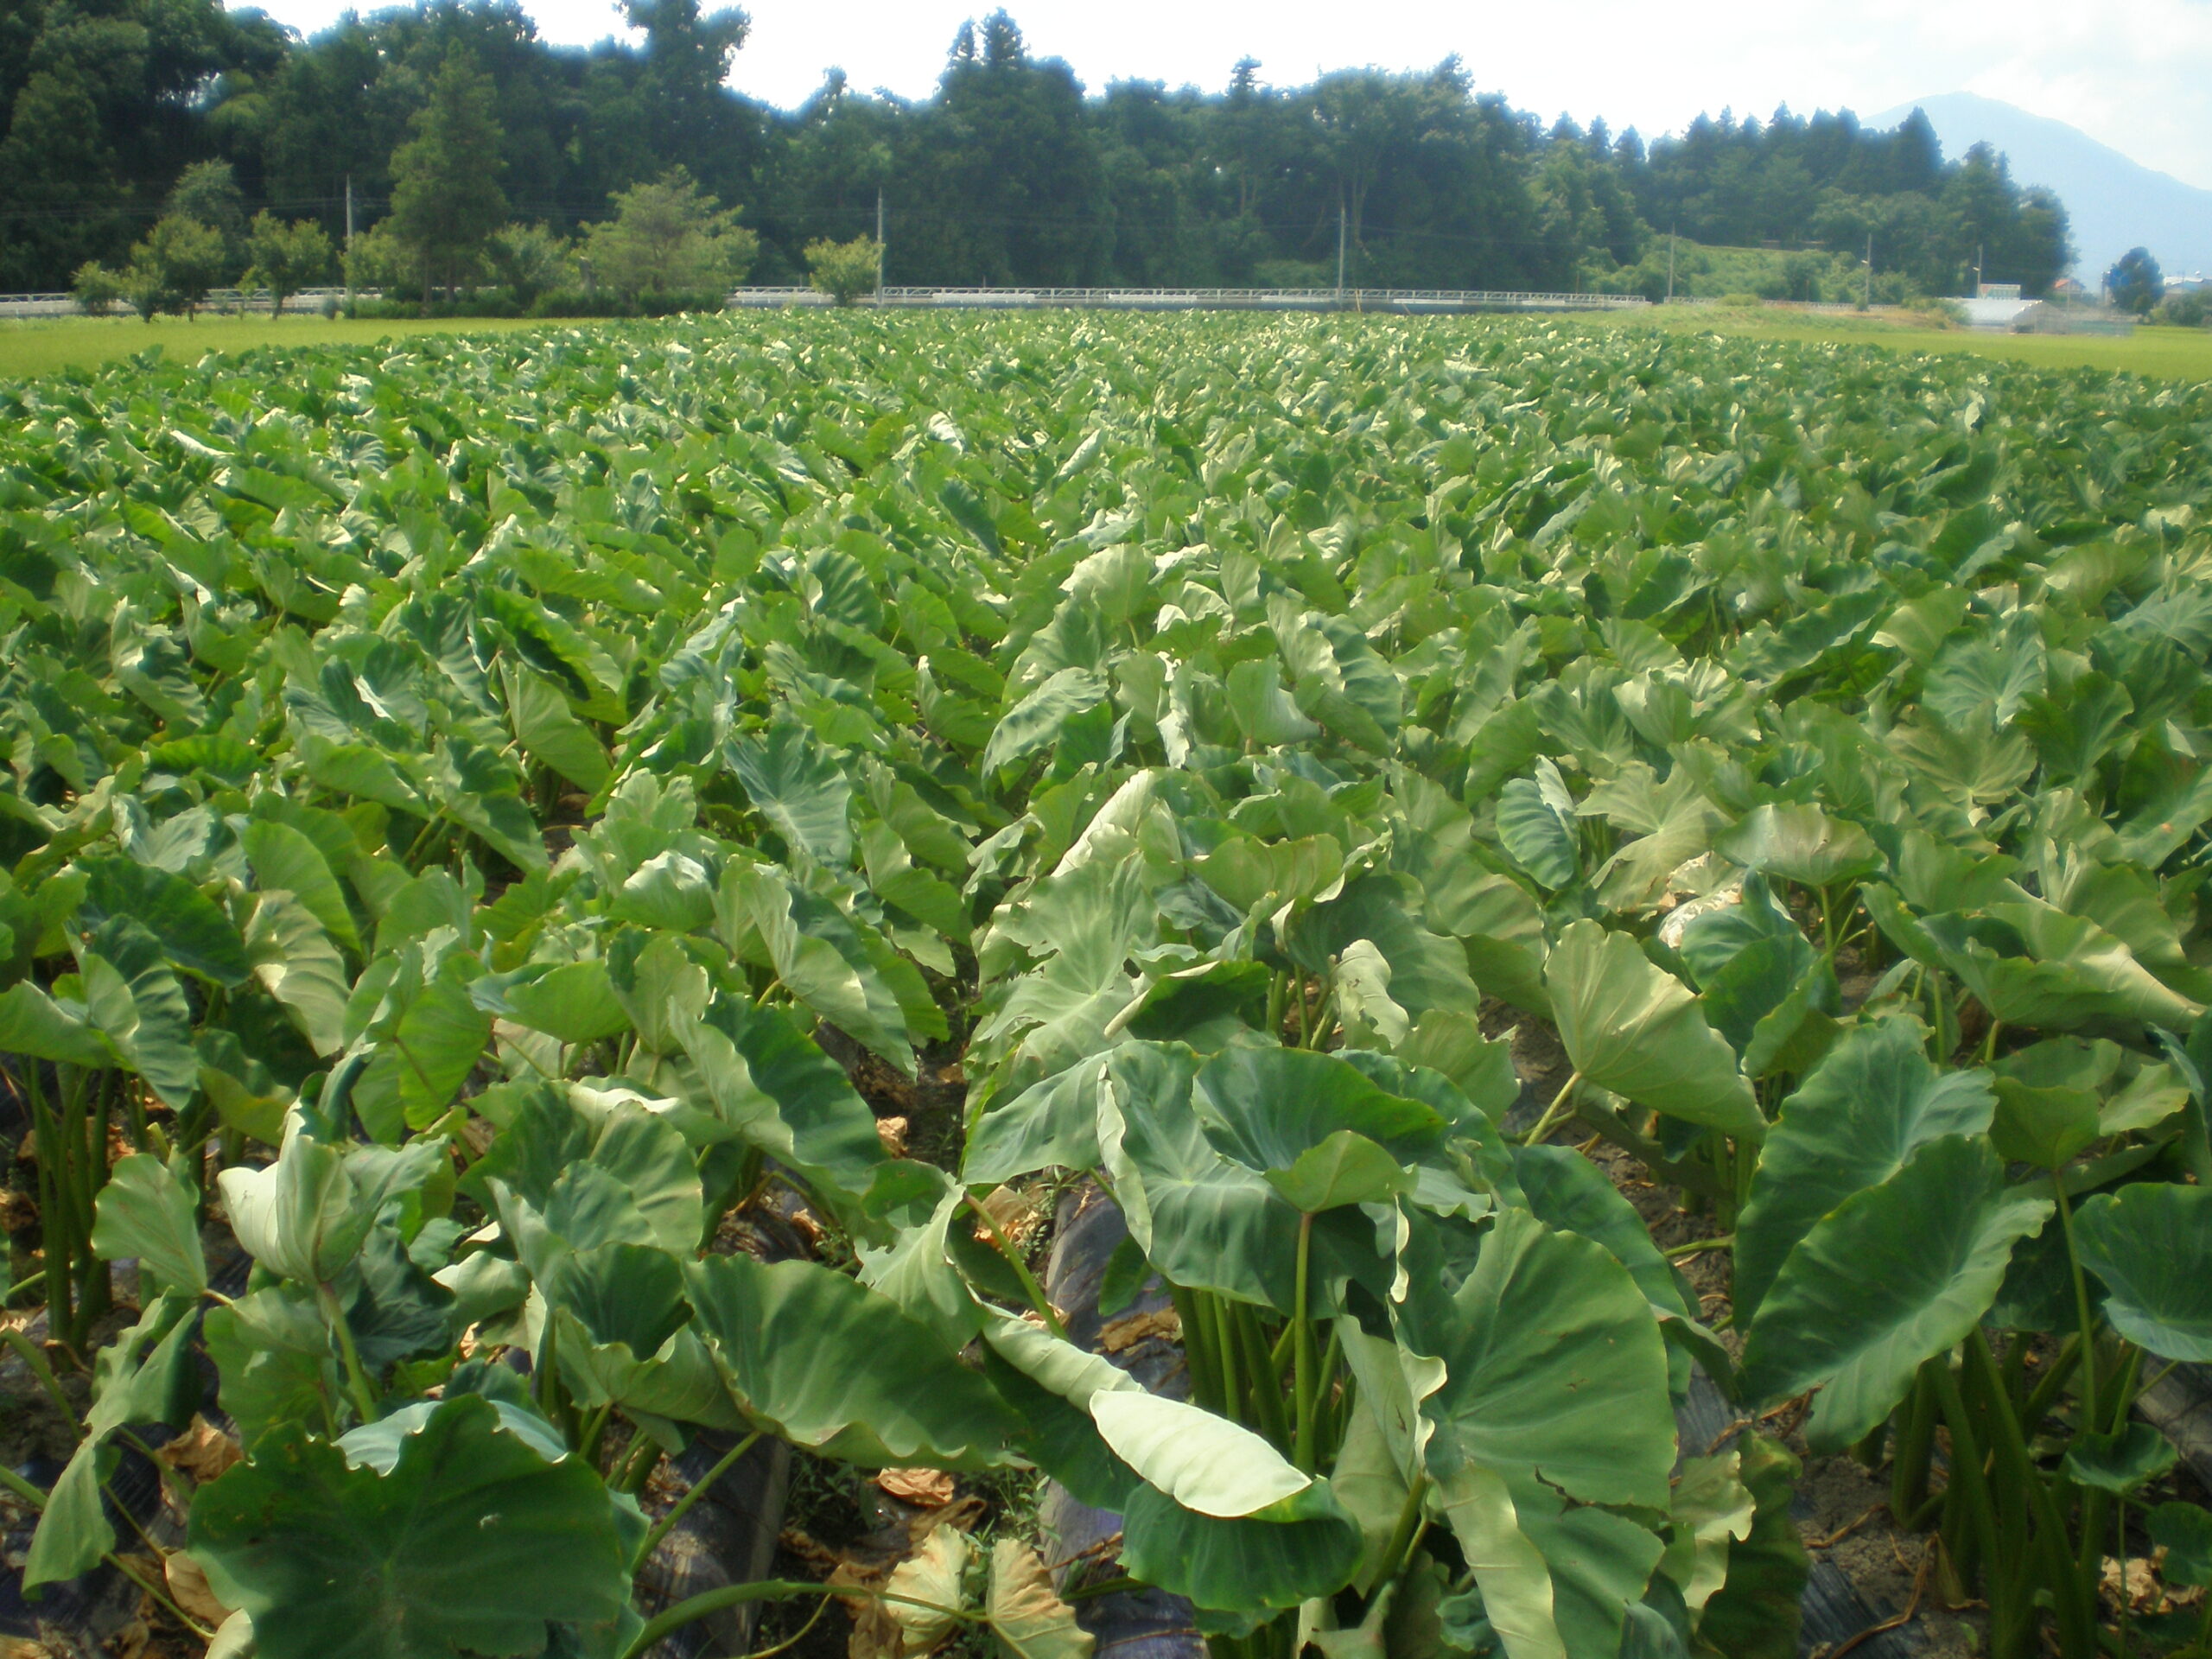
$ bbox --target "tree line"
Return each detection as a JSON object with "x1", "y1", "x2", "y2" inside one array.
[{"x1": 0, "y1": 0, "x2": 2076, "y2": 303}]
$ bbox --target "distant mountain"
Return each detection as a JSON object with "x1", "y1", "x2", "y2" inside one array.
[{"x1": 1871, "y1": 92, "x2": 2212, "y2": 283}]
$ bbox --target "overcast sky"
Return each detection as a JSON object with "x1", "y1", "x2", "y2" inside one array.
[{"x1": 232, "y1": 0, "x2": 2212, "y2": 191}]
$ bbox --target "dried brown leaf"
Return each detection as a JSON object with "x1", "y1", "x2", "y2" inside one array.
[
  {"x1": 1097, "y1": 1308, "x2": 1179, "y2": 1354},
  {"x1": 977, "y1": 1185, "x2": 1043, "y2": 1250},
  {"x1": 162, "y1": 1549, "x2": 232, "y2": 1624},
  {"x1": 875, "y1": 1117, "x2": 910, "y2": 1157},
  {"x1": 157, "y1": 1415, "x2": 242, "y2": 1484},
  {"x1": 876, "y1": 1467, "x2": 955, "y2": 1508},
  {"x1": 2101, "y1": 1554, "x2": 2202, "y2": 1615}
]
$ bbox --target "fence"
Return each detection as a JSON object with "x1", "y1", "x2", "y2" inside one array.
[
  {"x1": 2, "y1": 284, "x2": 1650, "y2": 321},
  {"x1": 0, "y1": 287, "x2": 353, "y2": 319},
  {"x1": 725, "y1": 285, "x2": 1649, "y2": 313}
]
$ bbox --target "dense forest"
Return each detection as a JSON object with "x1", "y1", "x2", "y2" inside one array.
[{"x1": 0, "y1": 0, "x2": 2075, "y2": 298}]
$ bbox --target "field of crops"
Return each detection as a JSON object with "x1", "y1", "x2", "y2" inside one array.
[{"x1": 0, "y1": 310, "x2": 2209, "y2": 1659}]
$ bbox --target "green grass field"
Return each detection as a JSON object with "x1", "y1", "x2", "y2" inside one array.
[
  {"x1": 0, "y1": 311, "x2": 557, "y2": 380},
  {"x1": 1608, "y1": 305, "x2": 2212, "y2": 382},
  {"x1": 6, "y1": 303, "x2": 2212, "y2": 385}
]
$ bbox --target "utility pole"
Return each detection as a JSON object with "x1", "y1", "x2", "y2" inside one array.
[
  {"x1": 1666, "y1": 225, "x2": 1675, "y2": 302},
  {"x1": 344, "y1": 175, "x2": 356, "y2": 310},
  {"x1": 1336, "y1": 199, "x2": 1347, "y2": 302},
  {"x1": 875, "y1": 188, "x2": 885, "y2": 301},
  {"x1": 1864, "y1": 232, "x2": 1872, "y2": 308},
  {"x1": 1975, "y1": 244, "x2": 1985, "y2": 295}
]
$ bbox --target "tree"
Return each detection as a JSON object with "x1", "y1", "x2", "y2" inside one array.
[
  {"x1": 344, "y1": 220, "x2": 411, "y2": 294},
  {"x1": 0, "y1": 71, "x2": 124, "y2": 289},
  {"x1": 123, "y1": 214, "x2": 228, "y2": 320},
  {"x1": 169, "y1": 161, "x2": 248, "y2": 267},
  {"x1": 241, "y1": 213, "x2": 334, "y2": 315},
  {"x1": 486, "y1": 223, "x2": 571, "y2": 306},
  {"x1": 616, "y1": 0, "x2": 754, "y2": 194},
  {"x1": 584, "y1": 168, "x2": 754, "y2": 298},
  {"x1": 73, "y1": 262, "x2": 126, "y2": 315},
  {"x1": 805, "y1": 235, "x2": 880, "y2": 304},
  {"x1": 387, "y1": 47, "x2": 509, "y2": 308},
  {"x1": 2107, "y1": 246, "x2": 2164, "y2": 316},
  {"x1": 903, "y1": 13, "x2": 1107, "y2": 286}
]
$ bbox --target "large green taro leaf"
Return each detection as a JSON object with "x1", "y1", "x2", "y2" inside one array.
[
  {"x1": 728, "y1": 717, "x2": 853, "y2": 867},
  {"x1": 0, "y1": 981, "x2": 112, "y2": 1069},
  {"x1": 1102, "y1": 1041, "x2": 1299, "y2": 1311},
  {"x1": 676, "y1": 994, "x2": 887, "y2": 1213},
  {"x1": 78, "y1": 916, "x2": 201, "y2": 1108},
  {"x1": 1416, "y1": 1207, "x2": 1677, "y2": 1659},
  {"x1": 188, "y1": 1395, "x2": 628, "y2": 1659},
  {"x1": 1118, "y1": 1480, "x2": 1363, "y2": 1616},
  {"x1": 79, "y1": 855, "x2": 251, "y2": 985},
  {"x1": 1496, "y1": 775, "x2": 1579, "y2": 891},
  {"x1": 1733, "y1": 1020, "x2": 1996, "y2": 1321},
  {"x1": 1692, "y1": 1435, "x2": 1808, "y2": 1659},
  {"x1": 1715, "y1": 804, "x2": 1880, "y2": 889},
  {"x1": 1545, "y1": 921, "x2": 1763, "y2": 1139},
  {"x1": 1193, "y1": 1046, "x2": 1449, "y2": 1177},
  {"x1": 92, "y1": 1153, "x2": 207, "y2": 1298},
  {"x1": 219, "y1": 1122, "x2": 374, "y2": 1286},
  {"x1": 351, "y1": 971, "x2": 493, "y2": 1141},
  {"x1": 684, "y1": 1254, "x2": 1020, "y2": 1469},
  {"x1": 1285, "y1": 873, "x2": 1482, "y2": 1020},
  {"x1": 1513, "y1": 1145, "x2": 1685, "y2": 1320},
  {"x1": 976, "y1": 1313, "x2": 1142, "y2": 1512},
  {"x1": 1739, "y1": 1135, "x2": 2052, "y2": 1452},
  {"x1": 1922, "y1": 904, "x2": 2202, "y2": 1033},
  {"x1": 982, "y1": 668, "x2": 1110, "y2": 777},
  {"x1": 242, "y1": 817, "x2": 362, "y2": 954},
  {"x1": 720, "y1": 862, "x2": 919, "y2": 1074},
  {"x1": 499, "y1": 959, "x2": 631, "y2": 1046},
  {"x1": 963, "y1": 1055, "x2": 1106, "y2": 1185},
  {"x1": 1090, "y1": 1392, "x2": 1310, "y2": 1518},
  {"x1": 2074, "y1": 1182, "x2": 2212, "y2": 1361}
]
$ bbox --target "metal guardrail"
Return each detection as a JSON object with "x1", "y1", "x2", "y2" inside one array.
[
  {"x1": 726, "y1": 285, "x2": 1649, "y2": 312},
  {"x1": 2, "y1": 283, "x2": 1649, "y2": 320},
  {"x1": 0, "y1": 287, "x2": 353, "y2": 319}
]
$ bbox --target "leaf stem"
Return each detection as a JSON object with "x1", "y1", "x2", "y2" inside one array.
[
  {"x1": 616, "y1": 1579, "x2": 982, "y2": 1659},
  {"x1": 1516, "y1": 1071, "x2": 1580, "y2": 1147},
  {"x1": 315, "y1": 1282, "x2": 380, "y2": 1424},
  {"x1": 105, "y1": 1549, "x2": 213, "y2": 1641},
  {"x1": 616, "y1": 1431, "x2": 662, "y2": 1494},
  {"x1": 1376, "y1": 1473, "x2": 1431, "y2": 1587},
  {"x1": 964, "y1": 1194, "x2": 1065, "y2": 1340},
  {"x1": 0, "y1": 1462, "x2": 47, "y2": 1509},
  {"x1": 1170, "y1": 1283, "x2": 1223, "y2": 1414},
  {"x1": 1293, "y1": 1212, "x2": 1316, "y2": 1471},
  {"x1": 633, "y1": 1431, "x2": 761, "y2": 1570},
  {"x1": 2048, "y1": 1171, "x2": 2098, "y2": 1432}
]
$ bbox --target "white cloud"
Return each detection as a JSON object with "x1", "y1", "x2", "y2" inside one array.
[{"x1": 232, "y1": 0, "x2": 2212, "y2": 187}]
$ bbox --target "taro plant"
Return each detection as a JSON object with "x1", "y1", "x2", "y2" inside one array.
[
  {"x1": 0, "y1": 307, "x2": 2209, "y2": 1659},
  {"x1": 1727, "y1": 1007, "x2": 2212, "y2": 1659},
  {"x1": 957, "y1": 1038, "x2": 1805, "y2": 1659}
]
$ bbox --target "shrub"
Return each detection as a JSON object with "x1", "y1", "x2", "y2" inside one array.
[
  {"x1": 72, "y1": 261, "x2": 125, "y2": 316},
  {"x1": 804, "y1": 235, "x2": 881, "y2": 306},
  {"x1": 582, "y1": 168, "x2": 755, "y2": 301}
]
